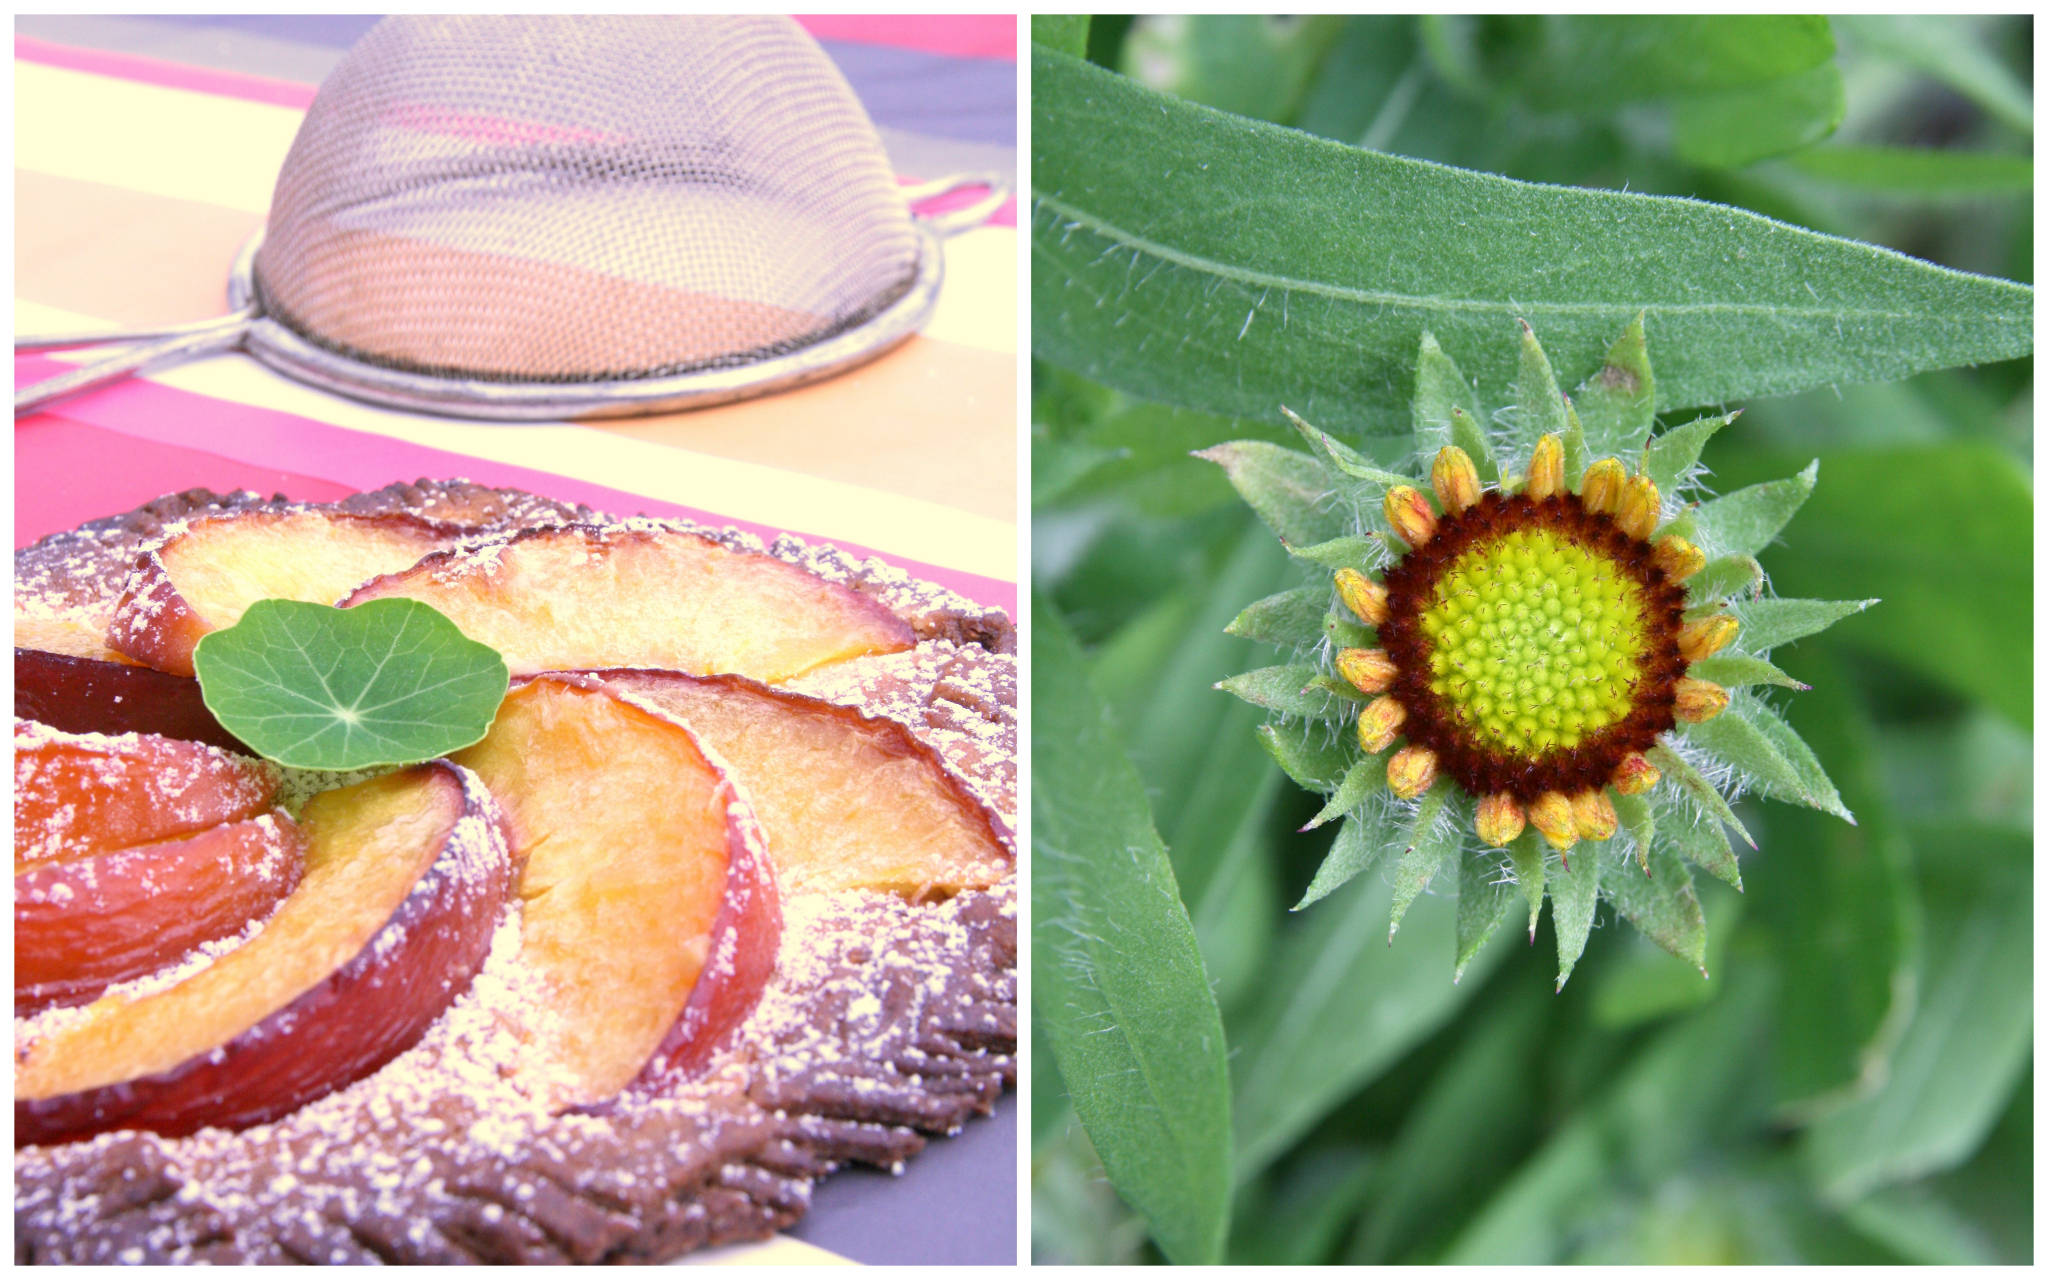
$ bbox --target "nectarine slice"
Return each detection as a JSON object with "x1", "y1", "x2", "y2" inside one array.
[
  {"x1": 15, "y1": 810, "x2": 306, "y2": 1016},
  {"x1": 343, "y1": 523, "x2": 913, "y2": 684},
  {"x1": 14, "y1": 721, "x2": 279, "y2": 872},
  {"x1": 600, "y1": 670, "x2": 1012, "y2": 899},
  {"x1": 452, "y1": 675, "x2": 773, "y2": 1109},
  {"x1": 15, "y1": 648, "x2": 245, "y2": 751},
  {"x1": 106, "y1": 509, "x2": 458, "y2": 676},
  {"x1": 15, "y1": 762, "x2": 509, "y2": 1145}
]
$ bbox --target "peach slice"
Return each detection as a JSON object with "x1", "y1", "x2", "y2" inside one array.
[
  {"x1": 451, "y1": 675, "x2": 777, "y2": 1110},
  {"x1": 342, "y1": 523, "x2": 913, "y2": 684},
  {"x1": 600, "y1": 670, "x2": 1012, "y2": 899},
  {"x1": 15, "y1": 648, "x2": 245, "y2": 752},
  {"x1": 105, "y1": 509, "x2": 459, "y2": 677},
  {"x1": 15, "y1": 810, "x2": 306, "y2": 1016},
  {"x1": 14, "y1": 721, "x2": 279, "y2": 872},
  {"x1": 15, "y1": 762, "x2": 509, "y2": 1146}
]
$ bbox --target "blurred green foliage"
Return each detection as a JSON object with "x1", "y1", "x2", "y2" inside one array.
[{"x1": 1031, "y1": 14, "x2": 2031, "y2": 1266}]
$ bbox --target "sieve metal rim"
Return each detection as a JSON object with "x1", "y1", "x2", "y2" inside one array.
[{"x1": 224, "y1": 222, "x2": 944, "y2": 422}]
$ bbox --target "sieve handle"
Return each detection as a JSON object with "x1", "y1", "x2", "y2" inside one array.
[
  {"x1": 904, "y1": 172, "x2": 1012, "y2": 238},
  {"x1": 16, "y1": 311, "x2": 255, "y2": 416}
]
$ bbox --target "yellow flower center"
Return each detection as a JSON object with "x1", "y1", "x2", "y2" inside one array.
[{"x1": 1415, "y1": 526, "x2": 1650, "y2": 757}]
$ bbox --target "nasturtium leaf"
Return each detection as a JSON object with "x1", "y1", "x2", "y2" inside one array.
[{"x1": 193, "y1": 598, "x2": 509, "y2": 772}]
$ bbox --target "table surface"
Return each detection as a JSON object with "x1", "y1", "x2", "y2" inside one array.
[{"x1": 13, "y1": 13, "x2": 1018, "y2": 1265}]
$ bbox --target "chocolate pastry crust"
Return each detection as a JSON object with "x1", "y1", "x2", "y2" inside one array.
[{"x1": 14, "y1": 481, "x2": 1017, "y2": 1265}]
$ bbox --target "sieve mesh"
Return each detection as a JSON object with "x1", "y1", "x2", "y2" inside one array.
[{"x1": 253, "y1": 15, "x2": 923, "y2": 384}]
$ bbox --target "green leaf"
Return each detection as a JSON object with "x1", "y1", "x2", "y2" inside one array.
[
  {"x1": 1506, "y1": 16, "x2": 1836, "y2": 113},
  {"x1": 1571, "y1": 312, "x2": 1655, "y2": 463},
  {"x1": 1803, "y1": 827, "x2": 2030, "y2": 1201},
  {"x1": 1686, "y1": 652, "x2": 1808, "y2": 691},
  {"x1": 1281, "y1": 407, "x2": 1409, "y2": 487},
  {"x1": 1783, "y1": 145, "x2": 2033, "y2": 199},
  {"x1": 1550, "y1": 832, "x2": 1602, "y2": 990},
  {"x1": 1031, "y1": 13, "x2": 1090, "y2": 58},
  {"x1": 1412, "y1": 331, "x2": 1497, "y2": 480},
  {"x1": 1690, "y1": 459, "x2": 1818, "y2": 558},
  {"x1": 1300, "y1": 753, "x2": 1383, "y2": 836},
  {"x1": 1218, "y1": 664, "x2": 1335, "y2": 718},
  {"x1": 1032, "y1": 45, "x2": 2031, "y2": 435},
  {"x1": 1194, "y1": 440, "x2": 1352, "y2": 547},
  {"x1": 1231, "y1": 856, "x2": 1503, "y2": 1180},
  {"x1": 1714, "y1": 445, "x2": 2031, "y2": 728},
  {"x1": 1642, "y1": 411, "x2": 1733, "y2": 496},
  {"x1": 1225, "y1": 585, "x2": 1328, "y2": 648},
  {"x1": 1295, "y1": 797, "x2": 1391, "y2": 909},
  {"x1": 1032, "y1": 591, "x2": 1232, "y2": 1264},
  {"x1": 1386, "y1": 779, "x2": 1458, "y2": 936},
  {"x1": 1455, "y1": 845, "x2": 1515, "y2": 981},
  {"x1": 1288, "y1": 534, "x2": 1380, "y2": 571},
  {"x1": 1510, "y1": 319, "x2": 1572, "y2": 461},
  {"x1": 1655, "y1": 795, "x2": 1743, "y2": 891},
  {"x1": 1256, "y1": 719, "x2": 1354, "y2": 793},
  {"x1": 1834, "y1": 15, "x2": 2032, "y2": 136},
  {"x1": 1504, "y1": 828, "x2": 1547, "y2": 942},
  {"x1": 1671, "y1": 64, "x2": 1846, "y2": 169},
  {"x1": 1733, "y1": 596, "x2": 1876, "y2": 653},
  {"x1": 1685, "y1": 554, "x2": 1763, "y2": 607},
  {"x1": 192, "y1": 598, "x2": 507, "y2": 771},
  {"x1": 1647, "y1": 743, "x2": 1755, "y2": 850},
  {"x1": 1121, "y1": 14, "x2": 1344, "y2": 126},
  {"x1": 1599, "y1": 836, "x2": 1707, "y2": 973},
  {"x1": 1683, "y1": 696, "x2": 1852, "y2": 821}
]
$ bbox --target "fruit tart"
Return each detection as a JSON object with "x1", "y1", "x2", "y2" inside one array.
[{"x1": 14, "y1": 480, "x2": 1017, "y2": 1264}]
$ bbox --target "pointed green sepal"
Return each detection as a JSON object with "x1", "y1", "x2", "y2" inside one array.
[
  {"x1": 1388, "y1": 780, "x2": 1459, "y2": 938},
  {"x1": 1647, "y1": 743, "x2": 1756, "y2": 850},
  {"x1": 1511, "y1": 319, "x2": 1573, "y2": 459},
  {"x1": 1196, "y1": 440, "x2": 1350, "y2": 547},
  {"x1": 1732, "y1": 596, "x2": 1878, "y2": 654},
  {"x1": 1302, "y1": 754, "x2": 1385, "y2": 832},
  {"x1": 1692, "y1": 459, "x2": 1819, "y2": 558},
  {"x1": 1295, "y1": 804, "x2": 1394, "y2": 910},
  {"x1": 1257, "y1": 720, "x2": 1354, "y2": 793},
  {"x1": 1551, "y1": 834, "x2": 1603, "y2": 990},
  {"x1": 1643, "y1": 410, "x2": 1737, "y2": 496},
  {"x1": 1574, "y1": 312, "x2": 1657, "y2": 461},
  {"x1": 1600, "y1": 837, "x2": 1708, "y2": 974},
  {"x1": 1455, "y1": 847, "x2": 1515, "y2": 982},
  {"x1": 1225, "y1": 585, "x2": 1328, "y2": 648},
  {"x1": 1218, "y1": 664, "x2": 1329, "y2": 717}
]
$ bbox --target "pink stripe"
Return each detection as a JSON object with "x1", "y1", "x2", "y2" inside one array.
[
  {"x1": 795, "y1": 15, "x2": 1016, "y2": 60},
  {"x1": 15, "y1": 34, "x2": 317, "y2": 108},
  {"x1": 15, "y1": 355, "x2": 1015, "y2": 616},
  {"x1": 901, "y1": 178, "x2": 1018, "y2": 229}
]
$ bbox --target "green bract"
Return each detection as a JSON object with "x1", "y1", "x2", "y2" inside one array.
[
  {"x1": 1209, "y1": 318, "x2": 1874, "y2": 986},
  {"x1": 193, "y1": 597, "x2": 510, "y2": 772}
]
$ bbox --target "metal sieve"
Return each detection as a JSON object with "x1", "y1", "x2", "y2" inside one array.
[{"x1": 17, "y1": 15, "x2": 1007, "y2": 420}]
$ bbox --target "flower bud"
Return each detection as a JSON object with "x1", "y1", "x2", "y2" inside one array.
[
  {"x1": 1674, "y1": 677, "x2": 1730, "y2": 723},
  {"x1": 1383, "y1": 485, "x2": 1438, "y2": 548},
  {"x1": 1529, "y1": 790, "x2": 1578, "y2": 851},
  {"x1": 1432, "y1": 446, "x2": 1482, "y2": 515},
  {"x1": 1475, "y1": 793, "x2": 1525, "y2": 847},
  {"x1": 1526, "y1": 433, "x2": 1564, "y2": 500},
  {"x1": 1651, "y1": 535, "x2": 1705, "y2": 582},
  {"x1": 1386, "y1": 744, "x2": 1438, "y2": 799},
  {"x1": 1616, "y1": 475, "x2": 1661, "y2": 540},
  {"x1": 1678, "y1": 614, "x2": 1739, "y2": 663},
  {"x1": 1336, "y1": 647, "x2": 1397, "y2": 695},
  {"x1": 1357, "y1": 694, "x2": 1406, "y2": 753},
  {"x1": 1572, "y1": 789, "x2": 1618, "y2": 842},
  {"x1": 1334, "y1": 567, "x2": 1388, "y2": 626},
  {"x1": 1611, "y1": 751, "x2": 1661, "y2": 796},
  {"x1": 1579, "y1": 458, "x2": 1628, "y2": 515}
]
